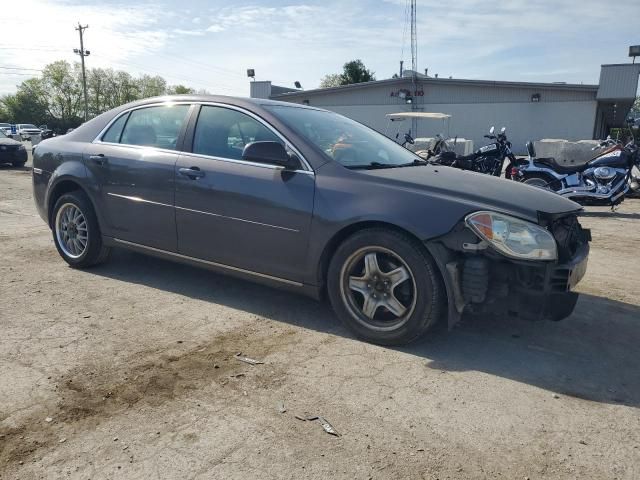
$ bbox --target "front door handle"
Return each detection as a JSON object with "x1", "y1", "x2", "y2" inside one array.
[
  {"x1": 179, "y1": 167, "x2": 205, "y2": 179},
  {"x1": 89, "y1": 154, "x2": 108, "y2": 165}
]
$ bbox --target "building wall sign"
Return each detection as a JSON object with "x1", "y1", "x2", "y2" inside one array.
[{"x1": 390, "y1": 89, "x2": 424, "y2": 98}]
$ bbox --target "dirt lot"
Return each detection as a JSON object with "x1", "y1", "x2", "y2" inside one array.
[{"x1": 1, "y1": 161, "x2": 639, "y2": 480}]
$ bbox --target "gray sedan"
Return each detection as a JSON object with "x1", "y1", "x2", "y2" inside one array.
[{"x1": 32, "y1": 96, "x2": 590, "y2": 345}]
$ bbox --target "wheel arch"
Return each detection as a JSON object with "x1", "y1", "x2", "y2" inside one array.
[
  {"x1": 47, "y1": 179, "x2": 94, "y2": 228},
  {"x1": 317, "y1": 221, "x2": 446, "y2": 300}
]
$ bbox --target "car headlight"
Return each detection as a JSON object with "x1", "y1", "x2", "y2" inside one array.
[
  {"x1": 465, "y1": 211, "x2": 557, "y2": 260},
  {"x1": 18, "y1": 144, "x2": 26, "y2": 151}
]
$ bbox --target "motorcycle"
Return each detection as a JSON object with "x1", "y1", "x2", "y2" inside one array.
[
  {"x1": 511, "y1": 128, "x2": 639, "y2": 207},
  {"x1": 429, "y1": 126, "x2": 518, "y2": 177}
]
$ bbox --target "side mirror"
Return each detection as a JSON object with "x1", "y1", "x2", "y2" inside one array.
[
  {"x1": 489, "y1": 126, "x2": 495, "y2": 134},
  {"x1": 242, "y1": 141, "x2": 300, "y2": 170}
]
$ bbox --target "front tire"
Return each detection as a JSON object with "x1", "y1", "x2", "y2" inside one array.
[
  {"x1": 327, "y1": 229, "x2": 444, "y2": 345},
  {"x1": 52, "y1": 191, "x2": 110, "y2": 268}
]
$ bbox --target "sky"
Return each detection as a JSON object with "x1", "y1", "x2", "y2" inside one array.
[{"x1": 0, "y1": 0, "x2": 639, "y2": 97}]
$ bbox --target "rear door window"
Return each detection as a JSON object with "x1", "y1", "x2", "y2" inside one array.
[{"x1": 119, "y1": 104, "x2": 190, "y2": 150}]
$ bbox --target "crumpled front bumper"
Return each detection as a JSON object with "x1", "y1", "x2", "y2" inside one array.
[
  {"x1": 426, "y1": 216, "x2": 591, "y2": 327},
  {"x1": 507, "y1": 241, "x2": 589, "y2": 321}
]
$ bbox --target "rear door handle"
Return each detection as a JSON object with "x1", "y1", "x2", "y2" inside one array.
[
  {"x1": 89, "y1": 154, "x2": 108, "y2": 165},
  {"x1": 179, "y1": 167, "x2": 205, "y2": 179}
]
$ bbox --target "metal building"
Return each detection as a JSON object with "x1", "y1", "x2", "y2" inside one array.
[{"x1": 250, "y1": 64, "x2": 640, "y2": 154}]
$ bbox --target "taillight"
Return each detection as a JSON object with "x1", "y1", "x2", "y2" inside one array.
[{"x1": 510, "y1": 166, "x2": 519, "y2": 177}]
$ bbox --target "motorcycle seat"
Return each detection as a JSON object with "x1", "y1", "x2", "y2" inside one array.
[{"x1": 533, "y1": 157, "x2": 589, "y2": 174}]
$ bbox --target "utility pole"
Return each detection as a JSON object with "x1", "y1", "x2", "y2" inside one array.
[{"x1": 74, "y1": 23, "x2": 90, "y2": 121}]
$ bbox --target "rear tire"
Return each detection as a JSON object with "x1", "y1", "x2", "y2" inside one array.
[
  {"x1": 327, "y1": 228, "x2": 444, "y2": 345},
  {"x1": 52, "y1": 191, "x2": 110, "y2": 268},
  {"x1": 523, "y1": 173, "x2": 559, "y2": 191}
]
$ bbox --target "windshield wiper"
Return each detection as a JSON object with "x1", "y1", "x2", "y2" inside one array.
[
  {"x1": 347, "y1": 162, "x2": 402, "y2": 170},
  {"x1": 397, "y1": 159, "x2": 429, "y2": 167}
]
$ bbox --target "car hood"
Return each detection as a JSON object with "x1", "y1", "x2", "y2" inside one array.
[
  {"x1": 360, "y1": 164, "x2": 582, "y2": 223},
  {"x1": 0, "y1": 137, "x2": 22, "y2": 146}
]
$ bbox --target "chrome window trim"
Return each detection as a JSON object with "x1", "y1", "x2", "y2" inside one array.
[
  {"x1": 178, "y1": 150, "x2": 314, "y2": 175},
  {"x1": 92, "y1": 100, "x2": 314, "y2": 174},
  {"x1": 113, "y1": 238, "x2": 303, "y2": 287}
]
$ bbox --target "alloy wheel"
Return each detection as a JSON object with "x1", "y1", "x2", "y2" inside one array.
[
  {"x1": 55, "y1": 203, "x2": 89, "y2": 259},
  {"x1": 340, "y1": 246, "x2": 417, "y2": 332}
]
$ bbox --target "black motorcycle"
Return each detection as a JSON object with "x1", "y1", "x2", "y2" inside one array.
[{"x1": 430, "y1": 126, "x2": 517, "y2": 177}]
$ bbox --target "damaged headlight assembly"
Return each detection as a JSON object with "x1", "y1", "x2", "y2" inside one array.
[{"x1": 465, "y1": 211, "x2": 557, "y2": 261}]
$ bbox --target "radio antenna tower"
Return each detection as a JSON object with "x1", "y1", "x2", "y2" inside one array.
[
  {"x1": 410, "y1": 0, "x2": 418, "y2": 111},
  {"x1": 410, "y1": 0, "x2": 417, "y2": 81}
]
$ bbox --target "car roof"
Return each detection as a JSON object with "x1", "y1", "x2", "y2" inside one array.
[
  {"x1": 116, "y1": 94, "x2": 325, "y2": 112},
  {"x1": 64, "y1": 94, "x2": 329, "y2": 143}
]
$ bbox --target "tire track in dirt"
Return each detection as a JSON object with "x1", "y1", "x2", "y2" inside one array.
[{"x1": 0, "y1": 323, "x2": 298, "y2": 469}]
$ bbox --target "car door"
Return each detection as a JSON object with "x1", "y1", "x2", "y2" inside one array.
[
  {"x1": 85, "y1": 103, "x2": 191, "y2": 251},
  {"x1": 174, "y1": 104, "x2": 315, "y2": 283}
]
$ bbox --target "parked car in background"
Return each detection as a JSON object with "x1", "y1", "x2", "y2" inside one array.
[
  {"x1": 0, "y1": 123, "x2": 13, "y2": 136},
  {"x1": 16, "y1": 123, "x2": 42, "y2": 140},
  {"x1": 39, "y1": 125, "x2": 56, "y2": 140},
  {"x1": 32, "y1": 95, "x2": 591, "y2": 345},
  {"x1": 0, "y1": 130, "x2": 27, "y2": 167}
]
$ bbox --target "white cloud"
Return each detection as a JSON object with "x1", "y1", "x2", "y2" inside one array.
[
  {"x1": 172, "y1": 29, "x2": 205, "y2": 37},
  {"x1": 1, "y1": 0, "x2": 637, "y2": 97}
]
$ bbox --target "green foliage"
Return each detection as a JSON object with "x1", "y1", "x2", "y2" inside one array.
[
  {"x1": 168, "y1": 84, "x2": 195, "y2": 95},
  {"x1": 319, "y1": 74, "x2": 343, "y2": 88},
  {"x1": 340, "y1": 59, "x2": 375, "y2": 85},
  {"x1": 0, "y1": 60, "x2": 197, "y2": 132},
  {"x1": 319, "y1": 60, "x2": 376, "y2": 89}
]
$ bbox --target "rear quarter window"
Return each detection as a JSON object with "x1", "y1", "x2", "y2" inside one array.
[{"x1": 102, "y1": 113, "x2": 129, "y2": 143}]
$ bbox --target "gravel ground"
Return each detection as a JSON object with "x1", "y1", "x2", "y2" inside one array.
[{"x1": 1, "y1": 161, "x2": 639, "y2": 480}]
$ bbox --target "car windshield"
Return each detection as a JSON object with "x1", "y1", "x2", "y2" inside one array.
[
  {"x1": 21, "y1": 124, "x2": 38, "y2": 129},
  {"x1": 0, "y1": 131, "x2": 7, "y2": 139},
  {"x1": 264, "y1": 105, "x2": 421, "y2": 169}
]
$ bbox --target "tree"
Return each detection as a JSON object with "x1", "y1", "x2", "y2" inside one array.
[
  {"x1": 319, "y1": 60, "x2": 376, "y2": 89},
  {"x1": 631, "y1": 96, "x2": 640, "y2": 116},
  {"x1": 340, "y1": 59, "x2": 375, "y2": 85},
  {"x1": 168, "y1": 84, "x2": 195, "y2": 95},
  {"x1": 319, "y1": 73, "x2": 343, "y2": 88},
  {"x1": 0, "y1": 59, "x2": 199, "y2": 131},
  {"x1": 136, "y1": 75, "x2": 167, "y2": 99}
]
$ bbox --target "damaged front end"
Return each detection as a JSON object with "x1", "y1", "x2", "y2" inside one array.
[{"x1": 426, "y1": 210, "x2": 591, "y2": 328}]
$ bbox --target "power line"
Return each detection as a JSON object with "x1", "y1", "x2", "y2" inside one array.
[
  {"x1": 151, "y1": 51, "x2": 248, "y2": 80},
  {"x1": 93, "y1": 55, "x2": 241, "y2": 93},
  {"x1": 0, "y1": 46, "x2": 69, "y2": 52},
  {"x1": 0, "y1": 72, "x2": 37, "y2": 76},
  {"x1": 0, "y1": 66, "x2": 43, "y2": 72}
]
